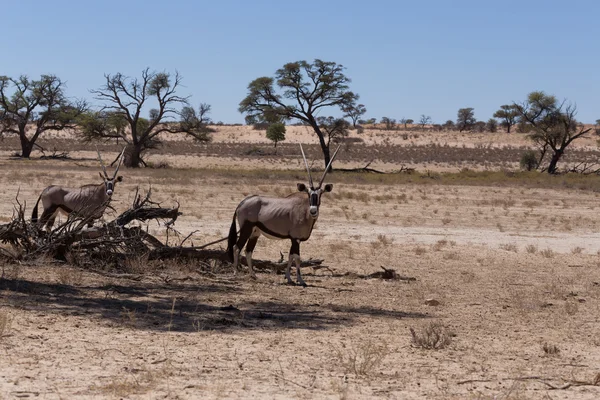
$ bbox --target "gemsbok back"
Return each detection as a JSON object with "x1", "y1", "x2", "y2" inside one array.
[
  {"x1": 227, "y1": 144, "x2": 340, "y2": 286},
  {"x1": 31, "y1": 148, "x2": 125, "y2": 230}
]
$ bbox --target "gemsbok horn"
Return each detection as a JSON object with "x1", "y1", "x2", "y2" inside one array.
[
  {"x1": 227, "y1": 144, "x2": 341, "y2": 286},
  {"x1": 31, "y1": 148, "x2": 125, "y2": 230}
]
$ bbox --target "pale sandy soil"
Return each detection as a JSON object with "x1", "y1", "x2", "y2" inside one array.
[
  {"x1": 21, "y1": 124, "x2": 599, "y2": 149},
  {"x1": 1, "y1": 134, "x2": 600, "y2": 399}
]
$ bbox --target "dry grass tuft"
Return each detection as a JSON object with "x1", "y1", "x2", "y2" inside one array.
[
  {"x1": 334, "y1": 340, "x2": 389, "y2": 377},
  {"x1": 120, "y1": 307, "x2": 137, "y2": 328},
  {"x1": 123, "y1": 253, "x2": 150, "y2": 274},
  {"x1": 540, "y1": 248, "x2": 555, "y2": 258},
  {"x1": 56, "y1": 268, "x2": 84, "y2": 286},
  {"x1": 376, "y1": 234, "x2": 393, "y2": 246},
  {"x1": 542, "y1": 342, "x2": 560, "y2": 355},
  {"x1": 432, "y1": 240, "x2": 448, "y2": 251},
  {"x1": 499, "y1": 243, "x2": 518, "y2": 253},
  {"x1": 525, "y1": 244, "x2": 538, "y2": 254},
  {"x1": 410, "y1": 322, "x2": 453, "y2": 350},
  {"x1": 571, "y1": 246, "x2": 584, "y2": 255},
  {"x1": 414, "y1": 246, "x2": 427, "y2": 256}
]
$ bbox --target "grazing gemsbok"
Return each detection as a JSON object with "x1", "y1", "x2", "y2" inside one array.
[
  {"x1": 227, "y1": 144, "x2": 340, "y2": 286},
  {"x1": 31, "y1": 149, "x2": 125, "y2": 230}
]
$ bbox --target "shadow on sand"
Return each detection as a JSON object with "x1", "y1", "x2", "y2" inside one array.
[{"x1": 0, "y1": 271, "x2": 428, "y2": 333}]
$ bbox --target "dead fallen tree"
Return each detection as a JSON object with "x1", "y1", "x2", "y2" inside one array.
[
  {"x1": 337, "y1": 161, "x2": 415, "y2": 174},
  {"x1": 0, "y1": 189, "x2": 328, "y2": 274}
]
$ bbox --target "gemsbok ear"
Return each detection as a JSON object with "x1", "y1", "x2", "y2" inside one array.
[
  {"x1": 324, "y1": 183, "x2": 333, "y2": 192},
  {"x1": 297, "y1": 183, "x2": 307, "y2": 192},
  {"x1": 116, "y1": 176, "x2": 123, "y2": 182}
]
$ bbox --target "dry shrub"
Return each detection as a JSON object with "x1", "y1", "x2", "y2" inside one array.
[
  {"x1": 376, "y1": 234, "x2": 393, "y2": 246},
  {"x1": 540, "y1": 248, "x2": 555, "y2": 258},
  {"x1": 525, "y1": 244, "x2": 538, "y2": 254},
  {"x1": 56, "y1": 268, "x2": 84, "y2": 286},
  {"x1": 410, "y1": 322, "x2": 453, "y2": 350},
  {"x1": 147, "y1": 160, "x2": 170, "y2": 169},
  {"x1": 542, "y1": 342, "x2": 560, "y2": 355},
  {"x1": 571, "y1": 246, "x2": 584, "y2": 255},
  {"x1": 123, "y1": 253, "x2": 150, "y2": 274},
  {"x1": 499, "y1": 243, "x2": 518, "y2": 253},
  {"x1": 442, "y1": 252, "x2": 459, "y2": 260},
  {"x1": 334, "y1": 340, "x2": 389, "y2": 377},
  {"x1": 414, "y1": 246, "x2": 427, "y2": 256},
  {"x1": 432, "y1": 239, "x2": 448, "y2": 251}
]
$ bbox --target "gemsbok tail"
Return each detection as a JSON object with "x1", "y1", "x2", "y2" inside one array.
[
  {"x1": 226, "y1": 213, "x2": 238, "y2": 262},
  {"x1": 31, "y1": 194, "x2": 42, "y2": 223}
]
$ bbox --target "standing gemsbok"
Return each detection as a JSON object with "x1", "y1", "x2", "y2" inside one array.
[
  {"x1": 227, "y1": 144, "x2": 340, "y2": 286},
  {"x1": 32, "y1": 148, "x2": 125, "y2": 230}
]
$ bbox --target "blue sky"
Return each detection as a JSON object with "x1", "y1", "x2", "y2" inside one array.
[{"x1": 2, "y1": 0, "x2": 599, "y2": 124}]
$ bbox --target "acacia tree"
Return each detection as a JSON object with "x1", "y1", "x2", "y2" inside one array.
[
  {"x1": 514, "y1": 91, "x2": 591, "y2": 174},
  {"x1": 0, "y1": 75, "x2": 87, "y2": 158},
  {"x1": 81, "y1": 69, "x2": 211, "y2": 167},
  {"x1": 316, "y1": 116, "x2": 350, "y2": 148},
  {"x1": 456, "y1": 108, "x2": 476, "y2": 132},
  {"x1": 399, "y1": 118, "x2": 413, "y2": 129},
  {"x1": 266, "y1": 122, "x2": 286, "y2": 152},
  {"x1": 342, "y1": 103, "x2": 366, "y2": 128},
  {"x1": 239, "y1": 59, "x2": 359, "y2": 170},
  {"x1": 493, "y1": 104, "x2": 520, "y2": 133},
  {"x1": 380, "y1": 117, "x2": 396, "y2": 130},
  {"x1": 419, "y1": 115, "x2": 432, "y2": 130}
]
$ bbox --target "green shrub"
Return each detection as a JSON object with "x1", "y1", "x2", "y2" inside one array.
[{"x1": 520, "y1": 150, "x2": 538, "y2": 171}]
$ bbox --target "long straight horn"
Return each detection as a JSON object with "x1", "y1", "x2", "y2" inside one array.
[
  {"x1": 318, "y1": 144, "x2": 342, "y2": 188},
  {"x1": 96, "y1": 146, "x2": 109, "y2": 178},
  {"x1": 299, "y1": 144, "x2": 314, "y2": 188},
  {"x1": 112, "y1": 148, "x2": 126, "y2": 178}
]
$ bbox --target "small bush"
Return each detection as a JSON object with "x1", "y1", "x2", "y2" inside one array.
[
  {"x1": 520, "y1": 151, "x2": 539, "y2": 171},
  {"x1": 542, "y1": 342, "x2": 560, "y2": 355},
  {"x1": 334, "y1": 340, "x2": 389, "y2": 377},
  {"x1": 525, "y1": 244, "x2": 538, "y2": 254},
  {"x1": 410, "y1": 322, "x2": 453, "y2": 350},
  {"x1": 540, "y1": 248, "x2": 555, "y2": 258}
]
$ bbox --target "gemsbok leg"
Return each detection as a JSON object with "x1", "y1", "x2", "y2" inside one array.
[
  {"x1": 233, "y1": 223, "x2": 257, "y2": 279},
  {"x1": 285, "y1": 240, "x2": 305, "y2": 286}
]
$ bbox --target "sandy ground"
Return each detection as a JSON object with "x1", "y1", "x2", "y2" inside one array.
[{"x1": 1, "y1": 133, "x2": 600, "y2": 399}]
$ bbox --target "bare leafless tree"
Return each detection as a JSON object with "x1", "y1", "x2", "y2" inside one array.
[{"x1": 81, "y1": 69, "x2": 211, "y2": 167}]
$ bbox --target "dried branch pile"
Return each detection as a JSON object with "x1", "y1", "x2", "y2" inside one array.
[{"x1": 0, "y1": 189, "x2": 181, "y2": 265}]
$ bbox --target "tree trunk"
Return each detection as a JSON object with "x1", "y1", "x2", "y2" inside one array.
[
  {"x1": 311, "y1": 124, "x2": 331, "y2": 172},
  {"x1": 507, "y1": 123, "x2": 511, "y2": 134},
  {"x1": 547, "y1": 150, "x2": 563, "y2": 174},
  {"x1": 19, "y1": 135, "x2": 34, "y2": 158},
  {"x1": 124, "y1": 144, "x2": 144, "y2": 168}
]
